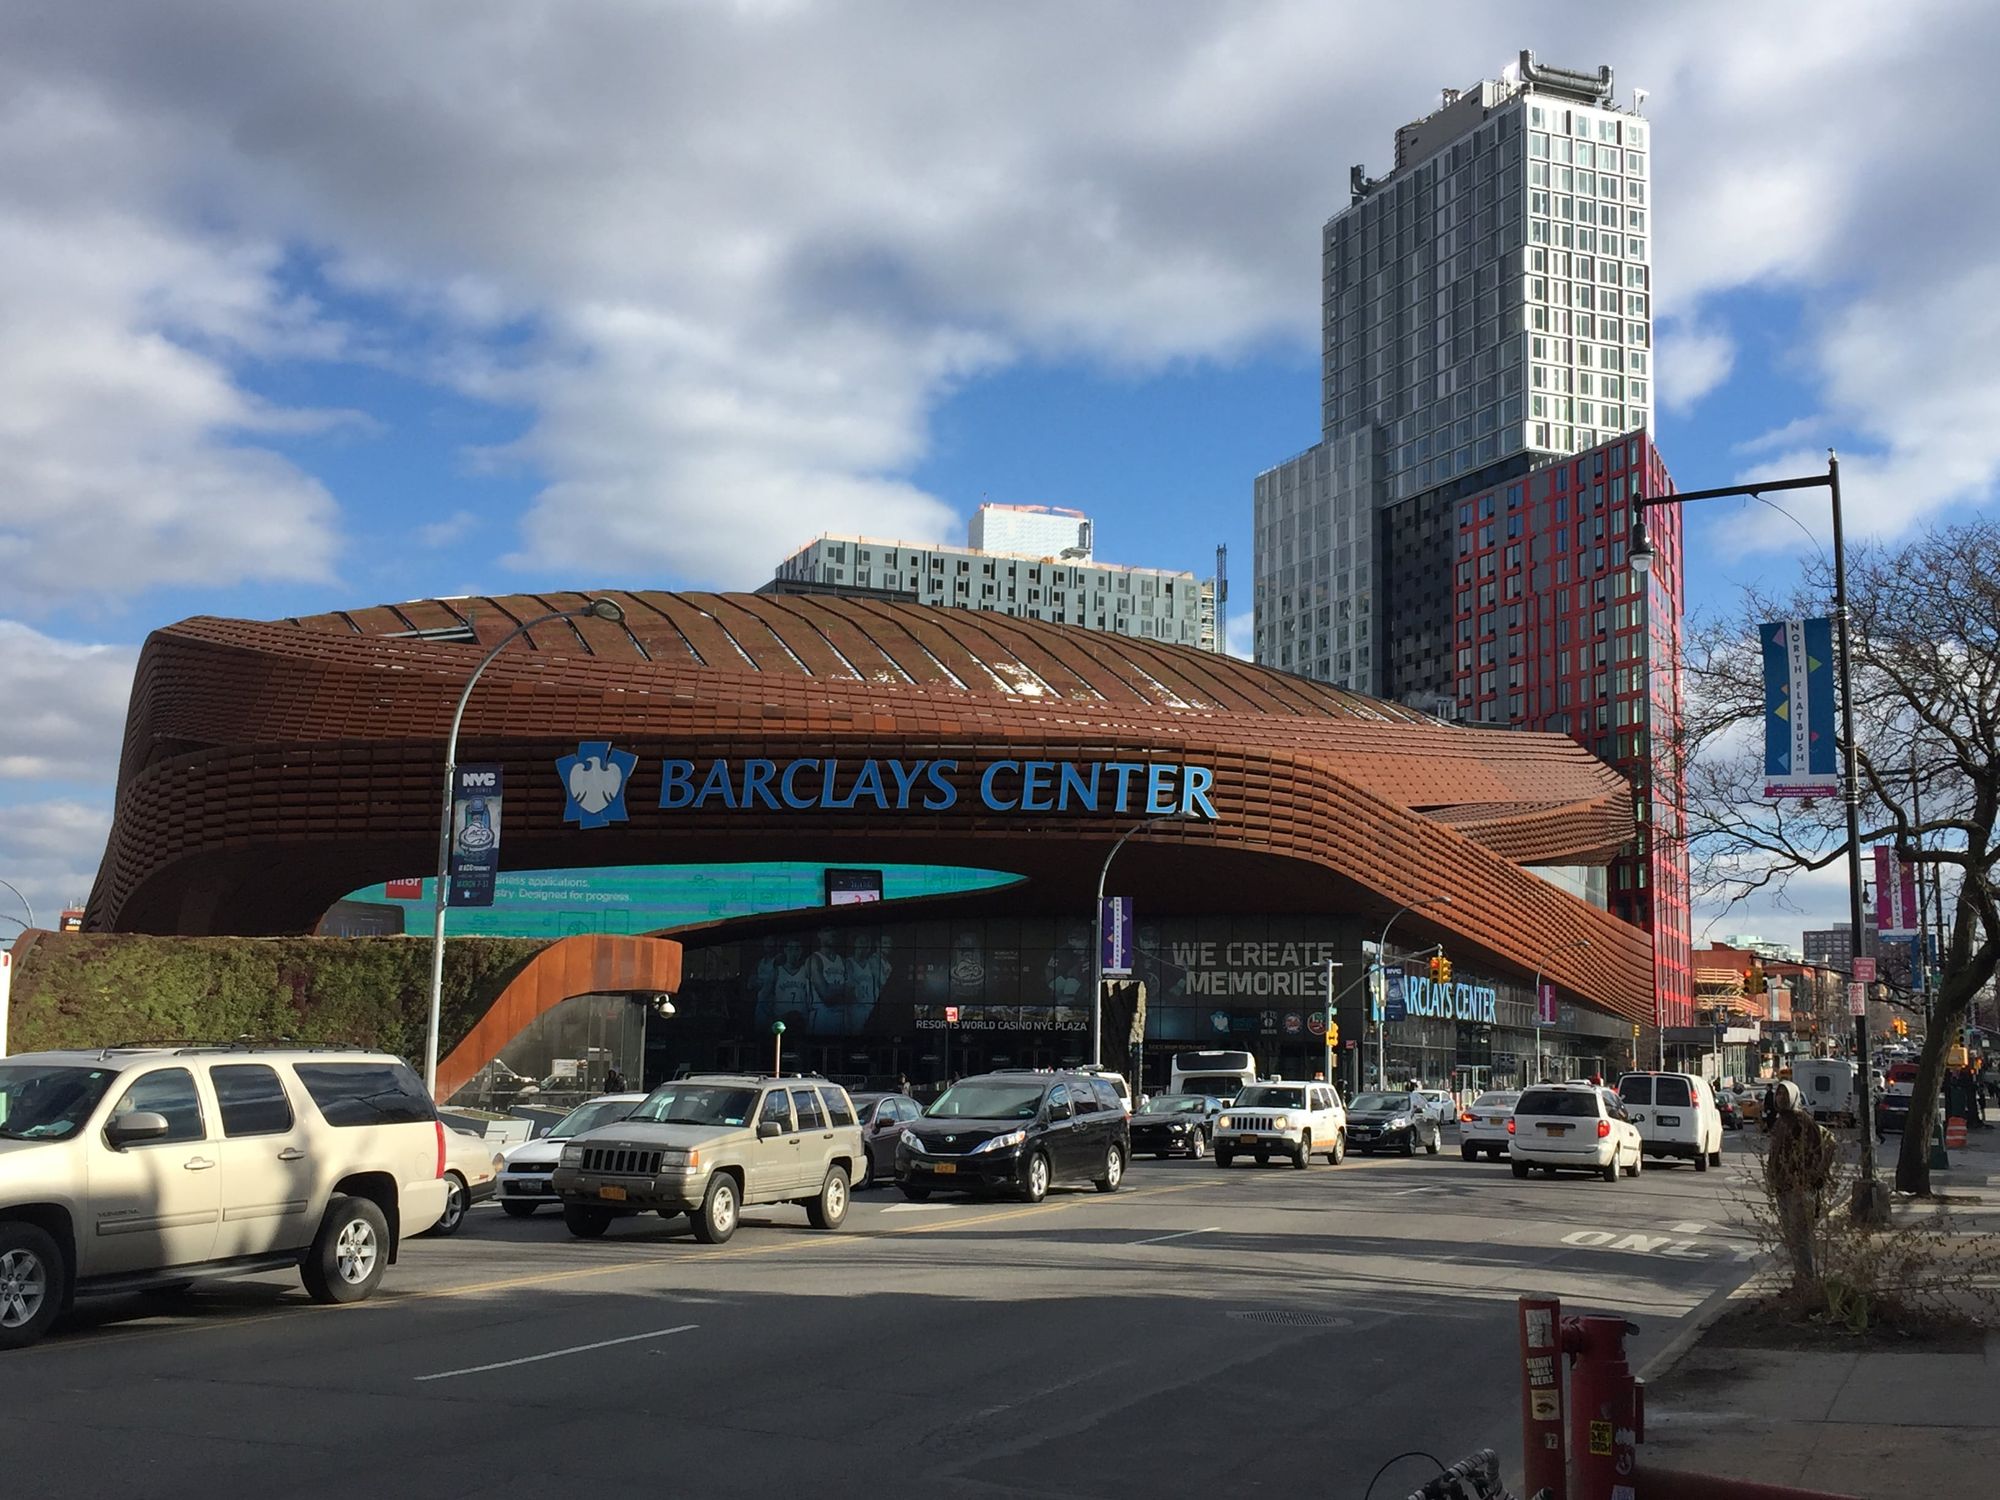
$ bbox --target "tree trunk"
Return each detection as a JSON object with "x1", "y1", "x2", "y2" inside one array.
[{"x1": 1895, "y1": 965, "x2": 1981, "y2": 1195}]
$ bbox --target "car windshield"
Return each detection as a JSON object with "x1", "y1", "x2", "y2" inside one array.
[
  {"x1": 1472, "y1": 1093, "x2": 1519, "y2": 1110},
  {"x1": 1348, "y1": 1093, "x2": 1411, "y2": 1112},
  {"x1": 0, "y1": 1064, "x2": 119, "y2": 1141},
  {"x1": 1139, "y1": 1095, "x2": 1207, "y2": 1115},
  {"x1": 926, "y1": 1081, "x2": 1045, "y2": 1120},
  {"x1": 627, "y1": 1084, "x2": 759, "y2": 1127},
  {"x1": 1178, "y1": 1075, "x2": 1246, "y2": 1096},
  {"x1": 1234, "y1": 1085, "x2": 1306, "y2": 1108},
  {"x1": 549, "y1": 1097, "x2": 641, "y2": 1139},
  {"x1": 1517, "y1": 1089, "x2": 1602, "y2": 1118}
]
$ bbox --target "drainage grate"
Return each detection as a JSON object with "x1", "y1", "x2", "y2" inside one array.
[{"x1": 1227, "y1": 1309, "x2": 1351, "y2": 1328}]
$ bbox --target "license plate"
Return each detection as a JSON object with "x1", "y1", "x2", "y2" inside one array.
[
  {"x1": 1658, "y1": 1114, "x2": 1682, "y2": 1126},
  {"x1": 1541, "y1": 1124, "x2": 1570, "y2": 1137},
  {"x1": 1239, "y1": 1135, "x2": 1259, "y2": 1145},
  {"x1": 933, "y1": 1163, "x2": 957, "y2": 1175},
  {"x1": 597, "y1": 1184, "x2": 627, "y2": 1201}
]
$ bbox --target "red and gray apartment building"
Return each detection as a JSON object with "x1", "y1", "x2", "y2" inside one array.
[{"x1": 1253, "y1": 52, "x2": 1695, "y2": 1052}]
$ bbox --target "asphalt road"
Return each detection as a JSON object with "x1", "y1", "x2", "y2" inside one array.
[{"x1": 5, "y1": 1140, "x2": 1760, "y2": 1500}]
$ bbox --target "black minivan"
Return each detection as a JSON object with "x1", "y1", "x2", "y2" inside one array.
[{"x1": 895, "y1": 1071, "x2": 1130, "y2": 1203}]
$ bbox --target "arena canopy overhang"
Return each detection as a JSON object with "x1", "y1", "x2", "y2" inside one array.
[{"x1": 89, "y1": 591, "x2": 1655, "y2": 1023}]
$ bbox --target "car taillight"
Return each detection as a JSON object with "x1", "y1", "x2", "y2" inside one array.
[
  {"x1": 1597, "y1": 1119, "x2": 1612, "y2": 1139},
  {"x1": 1460, "y1": 1111, "x2": 1476, "y2": 1123},
  {"x1": 435, "y1": 1120, "x2": 447, "y2": 1178},
  {"x1": 1506, "y1": 1118, "x2": 1516, "y2": 1134}
]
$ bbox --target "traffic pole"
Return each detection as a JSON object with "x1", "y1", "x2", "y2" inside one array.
[
  {"x1": 1564, "y1": 1313, "x2": 1642, "y2": 1500},
  {"x1": 1517, "y1": 1294, "x2": 1567, "y2": 1500}
]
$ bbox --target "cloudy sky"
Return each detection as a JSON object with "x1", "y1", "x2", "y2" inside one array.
[{"x1": 3, "y1": 0, "x2": 1996, "y2": 948}]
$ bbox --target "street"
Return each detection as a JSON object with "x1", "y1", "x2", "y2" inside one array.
[{"x1": 4, "y1": 1142, "x2": 1758, "y2": 1499}]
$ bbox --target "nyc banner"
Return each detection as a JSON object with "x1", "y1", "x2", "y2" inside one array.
[
  {"x1": 448, "y1": 764, "x2": 503, "y2": 907},
  {"x1": 1874, "y1": 845, "x2": 1920, "y2": 937},
  {"x1": 1761, "y1": 617, "x2": 1839, "y2": 799}
]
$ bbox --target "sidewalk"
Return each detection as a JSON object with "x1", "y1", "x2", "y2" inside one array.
[{"x1": 1640, "y1": 1130, "x2": 2000, "y2": 1498}]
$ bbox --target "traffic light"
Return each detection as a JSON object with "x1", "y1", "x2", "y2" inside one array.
[
  {"x1": 1428, "y1": 955, "x2": 1443, "y2": 983},
  {"x1": 1745, "y1": 965, "x2": 1766, "y2": 997},
  {"x1": 1439, "y1": 955, "x2": 1453, "y2": 985},
  {"x1": 1327, "y1": 1020, "x2": 1340, "y2": 1047}
]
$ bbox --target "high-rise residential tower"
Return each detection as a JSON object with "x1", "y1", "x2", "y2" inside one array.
[
  {"x1": 1255, "y1": 52, "x2": 1654, "y2": 692},
  {"x1": 1253, "y1": 52, "x2": 1693, "y2": 1038}
]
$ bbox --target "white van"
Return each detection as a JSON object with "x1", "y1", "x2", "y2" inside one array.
[
  {"x1": 1614, "y1": 1071, "x2": 1724, "y2": 1170},
  {"x1": 1791, "y1": 1059, "x2": 1861, "y2": 1127}
]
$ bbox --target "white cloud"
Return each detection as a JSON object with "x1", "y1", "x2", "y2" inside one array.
[
  {"x1": 1654, "y1": 320, "x2": 1734, "y2": 415},
  {"x1": 0, "y1": 798, "x2": 110, "y2": 932},
  {"x1": 417, "y1": 510, "x2": 477, "y2": 549},
  {"x1": 0, "y1": 623, "x2": 137, "y2": 781},
  {"x1": 1225, "y1": 608, "x2": 1255, "y2": 662}
]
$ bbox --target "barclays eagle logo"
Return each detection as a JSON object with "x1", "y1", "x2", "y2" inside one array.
[{"x1": 556, "y1": 741, "x2": 638, "y2": 830}]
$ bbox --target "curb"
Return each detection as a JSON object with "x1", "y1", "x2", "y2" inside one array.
[{"x1": 1637, "y1": 1264, "x2": 1765, "y2": 1384}]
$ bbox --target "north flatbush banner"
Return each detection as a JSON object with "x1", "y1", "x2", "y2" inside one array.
[{"x1": 1761, "y1": 617, "x2": 1839, "y2": 799}]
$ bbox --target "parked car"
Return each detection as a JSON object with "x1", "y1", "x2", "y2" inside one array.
[
  {"x1": 1715, "y1": 1090, "x2": 1742, "y2": 1132},
  {"x1": 1343, "y1": 1090, "x2": 1442, "y2": 1157},
  {"x1": 552, "y1": 1075, "x2": 864, "y2": 1244},
  {"x1": 1457, "y1": 1090, "x2": 1520, "y2": 1161},
  {"x1": 1214, "y1": 1081, "x2": 1347, "y2": 1168},
  {"x1": 494, "y1": 1093, "x2": 646, "y2": 1216},
  {"x1": 1509, "y1": 1084, "x2": 1643, "y2": 1182},
  {"x1": 0, "y1": 1045, "x2": 450, "y2": 1350},
  {"x1": 428, "y1": 1127, "x2": 501, "y2": 1235},
  {"x1": 850, "y1": 1091, "x2": 923, "y2": 1187},
  {"x1": 897, "y1": 1072, "x2": 1129, "y2": 1202},
  {"x1": 1129, "y1": 1094, "x2": 1221, "y2": 1159},
  {"x1": 1615, "y1": 1072, "x2": 1724, "y2": 1170}
]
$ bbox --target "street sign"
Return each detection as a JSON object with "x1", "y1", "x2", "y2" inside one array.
[
  {"x1": 1848, "y1": 982, "x2": 1867, "y2": 1016},
  {"x1": 1852, "y1": 956, "x2": 1876, "y2": 982},
  {"x1": 944, "y1": 1005, "x2": 959, "y2": 1024}
]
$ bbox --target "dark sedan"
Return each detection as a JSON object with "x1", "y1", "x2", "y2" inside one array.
[
  {"x1": 850, "y1": 1091, "x2": 923, "y2": 1187},
  {"x1": 1129, "y1": 1094, "x2": 1221, "y2": 1159}
]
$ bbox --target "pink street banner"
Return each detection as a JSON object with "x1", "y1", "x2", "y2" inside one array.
[{"x1": 1874, "y1": 845, "x2": 1920, "y2": 938}]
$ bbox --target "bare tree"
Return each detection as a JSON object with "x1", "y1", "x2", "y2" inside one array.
[{"x1": 1681, "y1": 520, "x2": 2000, "y2": 1196}]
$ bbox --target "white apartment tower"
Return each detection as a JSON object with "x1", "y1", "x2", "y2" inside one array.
[
  {"x1": 967, "y1": 503, "x2": 1093, "y2": 561},
  {"x1": 1254, "y1": 52, "x2": 1654, "y2": 692}
]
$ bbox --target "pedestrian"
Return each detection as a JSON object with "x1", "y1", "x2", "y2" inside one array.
[
  {"x1": 1312, "y1": 1069, "x2": 1326, "y2": 1082},
  {"x1": 896, "y1": 1074, "x2": 911, "y2": 1096},
  {"x1": 604, "y1": 1066, "x2": 626, "y2": 1093}
]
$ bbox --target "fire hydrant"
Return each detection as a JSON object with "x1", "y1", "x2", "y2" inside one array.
[{"x1": 1562, "y1": 1314, "x2": 1643, "y2": 1500}]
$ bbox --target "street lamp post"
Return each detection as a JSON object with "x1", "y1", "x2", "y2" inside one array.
[
  {"x1": 0, "y1": 880, "x2": 34, "y2": 933},
  {"x1": 1632, "y1": 451, "x2": 1887, "y2": 1223},
  {"x1": 1529, "y1": 939, "x2": 1591, "y2": 1084},
  {"x1": 422, "y1": 597, "x2": 626, "y2": 1097},
  {"x1": 1091, "y1": 814, "x2": 1185, "y2": 1068},
  {"x1": 1371, "y1": 896, "x2": 1452, "y2": 1091}
]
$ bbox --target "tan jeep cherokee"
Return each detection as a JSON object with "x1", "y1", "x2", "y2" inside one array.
[{"x1": 551, "y1": 1074, "x2": 864, "y2": 1244}]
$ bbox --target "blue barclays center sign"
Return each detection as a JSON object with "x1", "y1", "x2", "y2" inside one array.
[
  {"x1": 655, "y1": 756, "x2": 1219, "y2": 820},
  {"x1": 1400, "y1": 975, "x2": 1499, "y2": 1025}
]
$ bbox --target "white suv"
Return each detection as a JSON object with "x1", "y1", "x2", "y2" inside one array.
[
  {"x1": 0, "y1": 1046, "x2": 449, "y2": 1349},
  {"x1": 1214, "y1": 1081, "x2": 1347, "y2": 1168}
]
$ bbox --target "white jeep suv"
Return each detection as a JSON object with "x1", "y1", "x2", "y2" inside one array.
[{"x1": 1214, "y1": 1081, "x2": 1347, "y2": 1168}]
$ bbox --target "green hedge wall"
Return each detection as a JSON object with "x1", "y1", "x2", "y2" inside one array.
[{"x1": 6, "y1": 932, "x2": 551, "y2": 1064}]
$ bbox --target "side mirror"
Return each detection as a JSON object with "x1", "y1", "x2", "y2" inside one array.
[
  {"x1": 107, "y1": 1111, "x2": 171, "y2": 1148},
  {"x1": 758, "y1": 1119, "x2": 787, "y2": 1139}
]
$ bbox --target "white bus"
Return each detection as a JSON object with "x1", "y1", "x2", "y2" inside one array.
[{"x1": 1169, "y1": 1050, "x2": 1257, "y2": 1104}]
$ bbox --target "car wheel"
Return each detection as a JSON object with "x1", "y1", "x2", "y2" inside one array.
[
  {"x1": 1511, "y1": 1160, "x2": 1529, "y2": 1179},
  {"x1": 1328, "y1": 1130, "x2": 1346, "y2": 1166},
  {"x1": 1189, "y1": 1131, "x2": 1207, "y2": 1160},
  {"x1": 430, "y1": 1172, "x2": 469, "y2": 1236},
  {"x1": 1601, "y1": 1160, "x2": 1619, "y2": 1183},
  {"x1": 807, "y1": 1166, "x2": 850, "y2": 1230},
  {"x1": 1626, "y1": 1150, "x2": 1643, "y2": 1177},
  {"x1": 1095, "y1": 1144, "x2": 1125, "y2": 1193},
  {"x1": 692, "y1": 1174, "x2": 740, "y2": 1244},
  {"x1": 1292, "y1": 1133, "x2": 1311, "y2": 1170},
  {"x1": 1461, "y1": 1143, "x2": 1478, "y2": 1162},
  {"x1": 1399, "y1": 1133, "x2": 1415, "y2": 1157},
  {"x1": 500, "y1": 1200, "x2": 538, "y2": 1219},
  {"x1": 898, "y1": 1182, "x2": 931, "y2": 1203},
  {"x1": 1424, "y1": 1128, "x2": 1440, "y2": 1156},
  {"x1": 1693, "y1": 1150, "x2": 1708, "y2": 1173},
  {"x1": 563, "y1": 1203, "x2": 614, "y2": 1239},
  {"x1": 1709, "y1": 1148, "x2": 1723, "y2": 1167},
  {"x1": 1214, "y1": 1150, "x2": 1234, "y2": 1168},
  {"x1": 0, "y1": 1223, "x2": 64, "y2": 1351},
  {"x1": 1023, "y1": 1151, "x2": 1051, "y2": 1203},
  {"x1": 301, "y1": 1195, "x2": 389, "y2": 1305}
]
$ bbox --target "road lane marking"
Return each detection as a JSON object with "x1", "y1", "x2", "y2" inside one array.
[
  {"x1": 1131, "y1": 1227, "x2": 1220, "y2": 1246},
  {"x1": 1391, "y1": 1186, "x2": 1444, "y2": 1196},
  {"x1": 1671, "y1": 1221, "x2": 1707, "y2": 1234},
  {"x1": 414, "y1": 1323, "x2": 699, "y2": 1382},
  {"x1": 880, "y1": 1203, "x2": 951, "y2": 1212}
]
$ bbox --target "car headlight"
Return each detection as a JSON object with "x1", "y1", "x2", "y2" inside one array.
[
  {"x1": 970, "y1": 1129, "x2": 1027, "y2": 1154},
  {"x1": 1168, "y1": 1121, "x2": 1188, "y2": 1133},
  {"x1": 1217, "y1": 1115, "x2": 1233, "y2": 1130},
  {"x1": 559, "y1": 1145, "x2": 583, "y2": 1164},
  {"x1": 492, "y1": 1152, "x2": 507, "y2": 1170},
  {"x1": 900, "y1": 1131, "x2": 926, "y2": 1155},
  {"x1": 1390, "y1": 1116, "x2": 1411, "y2": 1130}
]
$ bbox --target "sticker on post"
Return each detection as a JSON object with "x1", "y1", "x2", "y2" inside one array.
[
  {"x1": 1531, "y1": 1390, "x2": 1560, "y2": 1420},
  {"x1": 1589, "y1": 1420, "x2": 1613, "y2": 1456}
]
